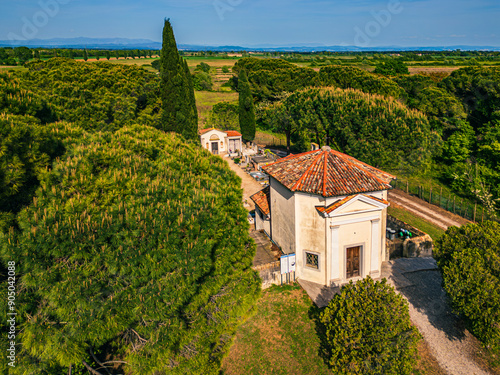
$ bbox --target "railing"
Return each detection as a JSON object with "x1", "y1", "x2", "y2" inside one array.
[{"x1": 391, "y1": 179, "x2": 498, "y2": 223}]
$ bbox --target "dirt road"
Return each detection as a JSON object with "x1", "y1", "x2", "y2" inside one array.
[
  {"x1": 387, "y1": 258, "x2": 495, "y2": 375},
  {"x1": 388, "y1": 189, "x2": 470, "y2": 230}
]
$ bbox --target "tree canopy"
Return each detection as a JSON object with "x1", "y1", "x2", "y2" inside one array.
[
  {"x1": 320, "y1": 277, "x2": 420, "y2": 375},
  {"x1": 260, "y1": 87, "x2": 435, "y2": 172},
  {"x1": 0, "y1": 125, "x2": 260, "y2": 374}
]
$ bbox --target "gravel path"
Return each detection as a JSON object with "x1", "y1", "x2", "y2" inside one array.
[
  {"x1": 388, "y1": 189, "x2": 469, "y2": 229},
  {"x1": 386, "y1": 258, "x2": 491, "y2": 375},
  {"x1": 225, "y1": 157, "x2": 266, "y2": 212}
]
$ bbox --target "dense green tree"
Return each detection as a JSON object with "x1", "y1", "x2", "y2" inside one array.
[
  {"x1": 151, "y1": 59, "x2": 160, "y2": 71},
  {"x1": 409, "y1": 86, "x2": 468, "y2": 137},
  {"x1": 232, "y1": 57, "x2": 318, "y2": 101},
  {"x1": 434, "y1": 222, "x2": 500, "y2": 352},
  {"x1": 260, "y1": 87, "x2": 435, "y2": 172},
  {"x1": 195, "y1": 62, "x2": 211, "y2": 73},
  {"x1": 320, "y1": 277, "x2": 420, "y2": 375},
  {"x1": 0, "y1": 125, "x2": 260, "y2": 374},
  {"x1": 160, "y1": 19, "x2": 198, "y2": 140},
  {"x1": 259, "y1": 100, "x2": 297, "y2": 152},
  {"x1": 184, "y1": 59, "x2": 199, "y2": 133},
  {"x1": 21, "y1": 58, "x2": 161, "y2": 131},
  {"x1": 14, "y1": 47, "x2": 32, "y2": 64},
  {"x1": 207, "y1": 102, "x2": 239, "y2": 131},
  {"x1": 238, "y1": 69, "x2": 256, "y2": 141},
  {"x1": 83, "y1": 49, "x2": 88, "y2": 61},
  {"x1": 374, "y1": 59, "x2": 409, "y2": 75},
  {"x1": 318, "y1": 65, "x2": 403, "y2": 98},
  {"x1": 192, "y1": 71, "x2": 213, "y2": 91},
  {"x1": 0, "y1": 114, "x2": 64, "y2": 222},
  {"x1": 440, "y1": 67, "x2": 500, "y2": 130}
]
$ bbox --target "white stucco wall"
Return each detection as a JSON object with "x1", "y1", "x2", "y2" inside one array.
[
  {"x1": 328, "y1": 198, "x2": 386, "y2": 285},
  {"x1": 200, "y1": 130, "x2": 243, "y2": 155},
  {"x1": 268, "y1": 181, "x2": 389, "y2": 286},
  {"x1": 200, "y1": 129, "x2": 227, "y2": 154},
  {"x1": 269, "y1": 177, "x2": 296, "y2": 255},
  {"x1": 294, "y1": 192, "x2": 328, "y2": 284},
  {"x1": 255, "y1": 207, "x2": 271, "y2": 236}
]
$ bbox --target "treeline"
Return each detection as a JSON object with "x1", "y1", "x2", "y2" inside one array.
[
  {"x1": 0, "y1": 46, "x2": 159, "y2": 65},
  {"x1": 0, "y1": 57, "x2": 260, "y2": 374},
  {"x1": 234, "y1": 57, "x2": 500, "y2": 213},
  {"x1": 3, "y1": 58, "x2": 162, "y2": 131}
]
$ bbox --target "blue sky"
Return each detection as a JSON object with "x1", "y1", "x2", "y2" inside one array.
[{"x1": 1, "y1": 0, "x2": 499, "y2": 47}]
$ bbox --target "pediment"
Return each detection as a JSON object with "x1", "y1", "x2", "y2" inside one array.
[{"x1": 316, "y1": 194, "x2": 389, "y2": 217}]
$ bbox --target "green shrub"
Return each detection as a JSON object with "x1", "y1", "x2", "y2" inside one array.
[
  {"x1": 434, "y1": 221, "x2": 500, "y2": 351},
  {"x1": 320, "y1": 277, "x2": 420, "y2": 375},
  {"x1": 192, "y1": 71, "x2": 213, "y2": 91},
  {"x1": 234, "y1": 158, "x2": 241, "y2": 164}
]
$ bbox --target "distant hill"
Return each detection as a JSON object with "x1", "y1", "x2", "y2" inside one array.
[{"x1": 1, "y1": 37, "x2": 499, "y2": 52}]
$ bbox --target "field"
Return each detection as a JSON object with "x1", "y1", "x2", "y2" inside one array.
[
  {"x1": 195, "y1": 91, "x2": 238, "y2": 128},
  {"x1": 221, "y1": 284, "x2": 446, "y2": 375}
]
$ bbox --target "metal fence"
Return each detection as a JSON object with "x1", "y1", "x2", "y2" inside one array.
[
  {"x1": 253, "y1": 133, "x2": 286, "y2": 147},
  {"x1": 391, "y1": 179, "x2": 498, "y2": 223}
]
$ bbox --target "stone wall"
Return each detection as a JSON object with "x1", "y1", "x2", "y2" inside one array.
[
  {"x1": 386, "y1": 215, "x2": 433, "y2": 259},
  {"x1": 252, "y1": 261, "x2": 296, "y2": 289}
]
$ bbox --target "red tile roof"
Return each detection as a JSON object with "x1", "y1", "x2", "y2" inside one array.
[
  {"x1": 262, "y1": 147, "x2": 394, "y2": 198},
  {"x1": 199, "y1": 127, "x2": 216, "y2": 135},
  {"x1": 316, "y1": 194, "x2": 389, "y2": 215},
  {"x1": 225, "y1": 130, "x2": 242, "y2": 137},
  {"x1": 250, "y1": 186, "x2": 270, "y2": 215},
  {"x1": 198, "y1": 128, "x2": 242, "y2": 137}
]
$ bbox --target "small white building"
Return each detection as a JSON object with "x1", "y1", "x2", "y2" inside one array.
[
  {"x1": 251, "y1": 146, "x2": 395, "y2": 287},
  {"x1": 199, "y1": 128, "x2": 243, "y2": 155}
]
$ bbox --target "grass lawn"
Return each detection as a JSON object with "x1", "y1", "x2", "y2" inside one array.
[
  {"x1": 222, "y1": 284, "x2": 445, "y2": 375},
  {"x1": 221, "y1": 284, "x2": 332, "y2": 375},
  {"x1": 388, "y1": 205, "x2": 446, "y2": 241}
]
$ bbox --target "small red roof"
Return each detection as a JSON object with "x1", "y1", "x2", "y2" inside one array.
[
  {"x1": 199, "y1": 127, "x2": 216, "y2": 135},
  {"x1": 262, "y1": 147, "x2": 394, "y2": 198},
  {"x1": 225, "y1": 130, "x2": 242, "y2": 137},
  {"x1": 198, "y1": 128, "x2": 242, "y2": 137},
  {"x1": 250, "y1": 186, "x2": 270, "y2": 215}
]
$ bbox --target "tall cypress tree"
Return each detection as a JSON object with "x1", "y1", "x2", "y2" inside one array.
[
  {"x1": 160, "y1": 19, "x2": 198, "y2": 140},
  {"x1": 238, "y1": 69, "x2": 256, "y2": 141}
]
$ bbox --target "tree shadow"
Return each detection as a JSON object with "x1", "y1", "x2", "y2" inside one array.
[
  {"x1": 307, "y1": 286, "x2": 340, "y2": 368},
  {"x1": 395, "y1": 269, "x2": 467, "y2": 342}
]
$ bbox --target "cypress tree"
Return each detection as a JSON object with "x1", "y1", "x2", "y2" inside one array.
[
  {"x1": 238, "y1": 69, "x2": 256, "y2": 141},
  {"x1": 83, "y1": 49, "x2": 88, "y2": 61},
  {"x1": 160, "y1": 19, "x2": 198, "y2": 140},
  {"x1": 184, "y1": 59, "x2": 199, "y2": 130}
]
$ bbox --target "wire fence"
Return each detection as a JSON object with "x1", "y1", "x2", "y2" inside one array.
[
  {"x1": 391, "y1": 179, "x2": 498, "y2": 223},
  {"x1": 253, "y1": 133, "x2": 287, "y2": 147}
]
